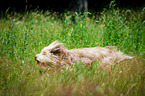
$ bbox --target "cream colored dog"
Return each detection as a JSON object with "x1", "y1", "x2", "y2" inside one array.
[{"x1": 35, "y1": 40, "x2": 133, "y2": 69}]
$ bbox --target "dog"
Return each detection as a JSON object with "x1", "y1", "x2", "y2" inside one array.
[{"x1": 35, "y1": 40, "x2": 133, "y2": 69}]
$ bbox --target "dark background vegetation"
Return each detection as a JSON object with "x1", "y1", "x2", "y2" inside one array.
[{"x1": 0, "y1": 0, "x2": 145, "y2": 13}]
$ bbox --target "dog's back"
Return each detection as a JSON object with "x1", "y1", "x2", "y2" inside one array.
[{"x1": 68, "y1": 46, "x2": 133, "y2": 65}]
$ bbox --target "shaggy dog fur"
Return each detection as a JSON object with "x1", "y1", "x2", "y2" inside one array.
[{"x1": 35, "y1": 40, "x2": 133, "y2": 69}]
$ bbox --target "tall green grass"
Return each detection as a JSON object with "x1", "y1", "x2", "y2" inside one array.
[{"x1": 0, "y1": 6, "x2": 145, "y2": 96}]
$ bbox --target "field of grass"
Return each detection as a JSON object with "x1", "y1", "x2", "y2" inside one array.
[{"x1": 0, "y1": 5, "x2": 145, "y2": 96}]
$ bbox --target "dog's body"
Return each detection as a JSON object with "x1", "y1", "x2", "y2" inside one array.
[{"x1": 35, "y1": 40, "x2": 133, "y2": 69}]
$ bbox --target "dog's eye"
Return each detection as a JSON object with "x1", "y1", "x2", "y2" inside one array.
[{"x1": 42, "y1": 52, "x2": 46, "y2": 55}]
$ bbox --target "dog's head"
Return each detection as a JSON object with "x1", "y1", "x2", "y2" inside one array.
[{"x1": 35, "y1": 40, "x2": 67, "y2": 67}]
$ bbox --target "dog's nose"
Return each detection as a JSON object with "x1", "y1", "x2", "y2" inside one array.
[{"x1": 35, "y1": 55, "x2": 37, "y2": 60}]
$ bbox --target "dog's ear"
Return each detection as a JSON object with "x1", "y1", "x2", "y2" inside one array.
[
  {"x1": 50, "y1": 43, "x2": 65, "y2": 55},
  {"x1": 48, "y1": 40, "x2": 60, "y2": 47},
  {"x1": 45, "y1": 40, "x2": 60, "y2": 51}
]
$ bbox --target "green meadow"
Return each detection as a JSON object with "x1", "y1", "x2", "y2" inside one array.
[{"x1": 0, "y1": 5, "x2": 145, "y2": 96}]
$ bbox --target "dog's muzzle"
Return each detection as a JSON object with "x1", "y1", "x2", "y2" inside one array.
[{"x1": 35, "y1": 55, "x2": 42, "y2": 66}]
